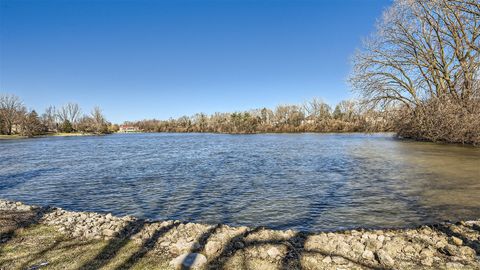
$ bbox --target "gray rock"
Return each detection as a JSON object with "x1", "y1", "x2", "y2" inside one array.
[
  {"x1": 322, "y1": 256, "x2": 332, "y2": 263},
  {"x1": 421, "y1": 257, "x2": 433, "y2": 266},
  {"x1": 266, "y1": 246, "x2": 281, "y2": 259},
  {"x1": 205, "y1": 241, "x2": 221, "y2": 256},
  {"x1": 376, "y1": 249, "x2": 394, "y2": 267},
  {"x1": 450, "y1": 236, "x2": 463, "y2": 246},
  {"x1": 403, "y1": 245, "x2": 416, "y2": 254},
  {"x1": 436, "y1": 240, "x2": 447, "y2": 249},
  {"x1": 169, "y1": 253, "x2": 207, "y2": 269},
  {"x1": 459, "y1": 246, "x2": 475, "y2": 258},
  {"x1": 377, "y1": 235, "x2": 385, "y2": 243},
  {"x1": 332, "y1": 256, "x2": 347, "y2": 264},
  {"x1": 336, "y1": 241, "x2": 351, "y2": 255},
  {"x1": 234, "y1": 241, "x2": 245, "y2": 249},
  {"x1": 175, "y1": 239, "x2": 200, "y2": 253},
  {"x1": 443, "y1": 244, "x2": 458, "y2": 256},
  {"x1": 446, "y1": 262, "x2": 464, "y2": 270},
  {"x1": 103, "y1": 229, "x2": 116, "y2": 237},
  {"x1": 366, "y1": 239, "x2": 382, "y2": 250},
  {"x1": 420, "y1": 248, "x2": 434, "y2": 258},
  {"x1": 351, "y1": 241, "x2": 365, "y2": 254},
  {"x1": 362, "y1": 249, "x2": 375, "y2": 261}
]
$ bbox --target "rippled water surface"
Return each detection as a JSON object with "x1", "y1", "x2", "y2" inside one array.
[{"x1": 1, "y1": 133, "x2": 479, "y2": 231}]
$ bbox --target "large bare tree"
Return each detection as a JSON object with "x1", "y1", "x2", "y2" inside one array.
[
  {"x1": 41, "y1": 106, "x2": 58, "y2": 132},
  {"x1": 303, "y1": 98, "x2": 331, "y2": 122},
  {"x1": 91, "y1": 106, "x2": 108, "y2": 133},
  {"x1": 0, "y1": 94, "x2": 25, "y2": 135},
  {"x1": 57, "y1": 102, "x2": 82, "y2": 127},
  {"x1": 350, "y1": 0, "x2": 480, "y2": 109}
]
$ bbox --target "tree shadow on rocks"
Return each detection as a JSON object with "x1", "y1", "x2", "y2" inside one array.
[
  {"x1": 206, "y1": 229, "x2": 390, "y2": 270},
  {"x1": 78, "y1": 219, "x2": 146, "y2": 270},
  {"x1": 114, "y1": 221, "x2": 180, "y2": 270},
  {"x1": 280, "y1": 232, "x2": 308, "y2": 270},
  {"x1": 190, "y1": 224, "x2": 222, "y2": 254},
  {"x1": 180, "y1": 224, "x2": 222, "y2": 270},
  {"x1": 205, "y1": 227, "x2": 263, "y2": 269},
  {"x1": 433, "y1": 223, "x2": 480, "y2": 255}
]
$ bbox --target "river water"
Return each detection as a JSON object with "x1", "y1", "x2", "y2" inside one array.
[{"x1": 0, "y1": 133, "x2": 479, "y2": 231}]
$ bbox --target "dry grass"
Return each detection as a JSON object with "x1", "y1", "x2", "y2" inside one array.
[
  {"x1": 395, "y1": 98, "x2": 480, "y2": 146},
  {"x1": 0, "y1": 134, "x2": 27, "y2": 140},
  {"x1": 0, "y1": 224, "x2": 170, "y2": 270}
]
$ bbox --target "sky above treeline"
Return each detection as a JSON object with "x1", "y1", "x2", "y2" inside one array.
[{"x1": 1, "y1": 0, "x2": 392, "y2": 123}]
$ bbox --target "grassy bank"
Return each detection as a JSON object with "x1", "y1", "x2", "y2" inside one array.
[
  {"x1": 47, "y1": 132, "x2": 98, "y2": 137},
  {"x1": 0, "y1": 221, "x2": 167, "y2": 269},
  {"x1": 0, "y1": 133, "x2": 103, "y2": 140},
  {"x1": 0, "y1": 134, "x2": 28, "y2": 140}
]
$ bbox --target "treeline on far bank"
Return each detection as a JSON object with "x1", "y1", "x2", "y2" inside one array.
[
  {"x1": 0, "y1": 94, "x2": 113, "y2": 137},
  {"x1": 123, "y1": 98, "x2": 394, "y2": 134}
]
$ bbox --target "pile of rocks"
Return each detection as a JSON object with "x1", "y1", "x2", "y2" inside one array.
[{"x1": 1, "y1": 199, "x2": 479, "y2": 269}]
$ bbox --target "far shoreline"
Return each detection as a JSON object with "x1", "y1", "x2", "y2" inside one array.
[
  {"x1": 0, "y1": 132, "x2": 106, "y2": 140},
  {"x1": 2, "y1": 131, "x2": 478, "y2": 148}
]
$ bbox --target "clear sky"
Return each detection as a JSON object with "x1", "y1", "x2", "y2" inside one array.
[{"x1": 1, "y1": 0, "x2": 392, "y2": 123}]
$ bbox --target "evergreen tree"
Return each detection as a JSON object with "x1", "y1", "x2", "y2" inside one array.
[{"x1": 61, "y1": 120, "x2": 73, "y2": 133}]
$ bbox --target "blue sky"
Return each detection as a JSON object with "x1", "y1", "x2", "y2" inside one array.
[{"x1": 0, "y1": 0, "x2": 391, "y2": 123}]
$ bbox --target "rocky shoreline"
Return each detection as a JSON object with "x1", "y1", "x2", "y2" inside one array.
[{"x1": 1, "y1": 199, "x2": 479, "y2": 269}]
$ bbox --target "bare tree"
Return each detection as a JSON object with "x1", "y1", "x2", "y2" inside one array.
[
  {"x1": 41, "y1": 106, "x2": 58, "y2": 132},
  {"x1": 0, "y1": 94, "x2": 25, "y2": 135},
  {"x1": 91, "y1": 106, "x2": 108, "y2": 133},
  {"x1": 350, "y1": 0, "x2": 480, "y2": 144},
  {"x1": 350, "y1": 0, "x2": 480, "y2": 109},
  {"x1": 333, "y1": 100, "x2": 358, "y2": 121},
  {"x1": 57, "y1": 103, "x2": 82, "y2": 128},
  {"x1": 303, "y1": 98, "x2": 331, "y2": 122}
]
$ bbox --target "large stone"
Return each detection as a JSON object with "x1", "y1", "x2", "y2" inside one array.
[
  {"x1": 351, "y1": 241, "x2": 365, "y2": 254},
  {"x1": 234, "y1": 241, "x2": 245, "y2": 249},
  {"x1": 173, "y1": 240, "x2": 200, "y2": 254},
  {"x1": 443, "y1": 244, "x2": 458, "y2": 256},
  {"x1": 331, "y1": 256, "x2": 348, "y2": 264},
  {"x1": 420, "y1": 248, "x2": 434, "y2": 258},
  {"x1": 376, "y1": 249, "x2": 394, "y2": 267},
  {"x1": 436, "y1": 240, "x2": 447, "y2": 249},
  {"x1": 366, "y1": 239, "x2": 382, "y2": 250},
  {"x1": 362, "y1": 249, "x2": 375, "y2": 261},
  {"x1": 266, "y1": 246, "x2": 281, "y2": 259},
  {"x1": 459, "y1": 246, "x2": 476, "y2": 258},
  {"x1": 403, "y1": 245, "x2": 416, "y2": 254},
  {"x1": 382, "y1": 239, "x2": 403, "y2": 256},
  {"x1": 322, "y1": 256, "x2": 332, "y2": 263},
  {"x1": 377, "y1": 235, "x2": 385, "y2": 243},
  {"x1": 170, "y1": 253, "x2": 207, "y2": 269},
  {"x1": 336, "y1": 241, "x2": 351, "y2": 255},
  {"x1": 450, "y1": 236, "x2": 463, "y2": 246},
  {"x1": 421, "y1": 257, "x2": 433, "y2": 266},
  {"x1": 102, "y1": 229, "x2": 116, "y2": 237},
  {"x1": 446, "y1": 262, "x2": 464, "y2": 270},
  {"x1": 205, "y1": 241, "x2": 222, "y2": 256}
]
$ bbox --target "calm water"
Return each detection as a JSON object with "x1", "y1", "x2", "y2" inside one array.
[{"x1": 0, "y1": 133, "x2": 479, "y2": 232}]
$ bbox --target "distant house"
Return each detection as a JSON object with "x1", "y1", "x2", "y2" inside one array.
[{"x1": 119, "y1": 125, "x2": 140, "y2": 133}]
